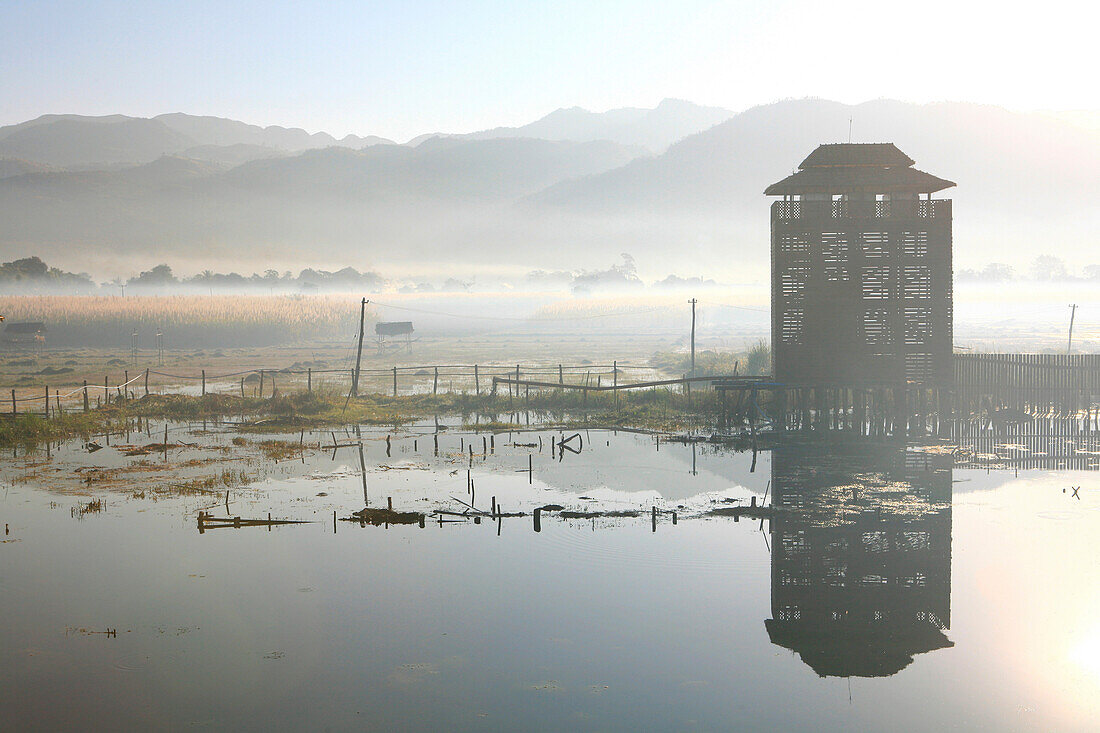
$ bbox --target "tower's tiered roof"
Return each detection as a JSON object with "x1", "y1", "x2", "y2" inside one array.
[{"x1": 765, "y1": 143, "x2": 956, "y2": 195}]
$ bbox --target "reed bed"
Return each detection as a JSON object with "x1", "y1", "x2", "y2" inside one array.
[{"x1": 0, "y1": 294, "x2": 374, "y2": 348}]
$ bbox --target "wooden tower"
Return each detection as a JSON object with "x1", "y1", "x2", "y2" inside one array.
[{"x1": 766, "y1": 144, "x2": 955, "y2": 387}]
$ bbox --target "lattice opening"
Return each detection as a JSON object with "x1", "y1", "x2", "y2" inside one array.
[
  {"x1": 897, "y1": 530, "x2": 931, "y2": 551},
  {"x1": 903, "y1": 306, "x2": 932, "y2": 344},
  {"x1": 777, "y1": 606, "x2": 801, "y2": 621},
  {"x1": 781, "y1": 531, "x2": 807, "y2": 554},
  {"x1": 779, "y1": 232, "x2": 810, "y2": 253},
  {"x1": 861, "y1": 531, "x2": 890, "y2": 552},
  {"x1": 861, "y1": 231, "x2": 890, "y2": 258},
  {"x1": 780, "y1": 570, "x2": 813, "y2": 586},
  {"x1": 779, "y1": 269, "x2": 808, "y2": 302},
  {"x1": 863, "y1": 309, "x2": 895, "y2": 346},
  {"x1": 903, "y1": 265, "x2": 932, "y2": 299},
  {"x1": 905, "y1": 352, "x2": 934, "y2": 381},
  {"x1": 901, "y1": 230, "x2": 929, "y2": 257},
  {"x1": 860, "y1": 574, "x2": 889, "y2": 585},
  {"x1": 822, "y1": 233, "x2": 850, "y2": 281},
  {"x1": 780, "y1": 309, "x2": 804, "y2": 344},
  {"x1": 861, "y1": 266, "x2": 892, "y2": 300}
]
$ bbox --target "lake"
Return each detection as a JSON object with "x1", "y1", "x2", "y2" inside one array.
[{"x1": 1, "y1": 422, "x2": 1097, "y2": 731}]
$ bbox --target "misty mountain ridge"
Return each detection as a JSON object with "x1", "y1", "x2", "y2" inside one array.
[
  {"x1": 0, "y1": 98, "x2": 722, "y2": 170},
  {"x1": 0, "y1": 113, "x2": 395, "y2": 169},
  {"x1": 0, "y1": 98, "x2": 1096, "y2": 280},
  {"x1": 414, "y1": 98, "x2": 734, "y2": 152}
]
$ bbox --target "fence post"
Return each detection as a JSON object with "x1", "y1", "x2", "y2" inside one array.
[
  {"x1": 144, "y1": 368, "x2": 149, "y2": 396},
  {"x1": 393, "y1": 366, "x2": 398, "y2": 397},
  {"x1": 475, "y1": 364, "x2": 480, "y2": 395},
  {"x1": 104, "y1": 376, "x2": 109, "y2": 406},
  {"x1": 11, "y1": 389, "x2": 15, "y2": 415},
  {"x1": 44, "y1": 385, "x2": 49, "y2": 418},
  {"x1": 240, "y1": 377, "x2": 245, "y2": 399},
  {"x1": 307, "y1": 368, "x2": 312, "y2": 393},
  {"x1": 433, "y1": 367, "x2": 439, "y2": 395},
  {"x1": 201, "y1": 370, "x2": 206, "y2": 396},
  {"x1": 259, "y1": 369, "x2": 264, "y2": 399},
  {"x1": 83, "y1": 380, "x2": 89, "y2": 412}
]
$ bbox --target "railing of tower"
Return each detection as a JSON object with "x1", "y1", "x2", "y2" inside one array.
[
  {"x1": 772, "y1": 200, "x2": 802, "y2": 219},
  {"x1": 771, "y1": 199, "x2": 950, "y2": 220}
]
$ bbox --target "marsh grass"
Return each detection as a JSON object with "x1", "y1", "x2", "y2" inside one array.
[{"x1": 0, "y1": 382, "x2": 728, "y2": 449}]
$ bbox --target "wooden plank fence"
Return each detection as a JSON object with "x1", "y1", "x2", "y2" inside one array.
[{"x1": 954, "y1": 353, "x2": 1100, "y2": 416}]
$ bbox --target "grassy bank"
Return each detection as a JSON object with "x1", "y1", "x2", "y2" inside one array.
[{"x1": 0, "y1": 385, "x2": 727, "y2": 448}]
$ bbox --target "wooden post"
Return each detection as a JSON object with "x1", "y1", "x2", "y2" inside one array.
[
  {"x1": 240, "y1": 377, "x2": 245, "y2": 399},
  {"x1": 104, "y1": 376, "x2": 109, "y2": 406},
  {"x1": 201, "y1": 370, "x2": 206, "y2": 396},
  {"x1": 307, "y1": 368, "x2": 312, "y2": 392},
  {"x1": 393, "y1": 366, "x2": 398, "y2": 396},
  {"x1": 689, "y1": 298, "x2": 697, "y2": 379},
  {"x1": 83, "y1": 380, "x2": 89, "y2": 412},
  {"x1": 559, "y1": 364, "x2": 564, "y2": 386},
  {"x1": 144, "y1": 368, "x2": 149, "y2": 396},
  {"x1": 259, "y1": 369, "x2": 264, "y2": 398},
  {"x1": 433, "y1": 367, "x2": 439, "y2": 395},
  {"x1": 528, "y1": 454, "x2": 533, "y2": 484},
  {"x1": 352, "y1": 297, "x2": 367, "y2": 396},
  {"x1": 613, "y1": 360, "x2": 618, "y2": 405},
  {"x1": 475, "y1": 364, "x2": 480, "y2": 395},
  {"x1": 44, "y1": 385, "x2": 49, "y2": 418},
  {"x1": 11, "y1": 389, "x2": 15, "y2": 415}
]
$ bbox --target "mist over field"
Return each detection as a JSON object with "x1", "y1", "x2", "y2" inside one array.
[{"x1": 1, "y1": 98, "x2": 1096, "y2": 283}]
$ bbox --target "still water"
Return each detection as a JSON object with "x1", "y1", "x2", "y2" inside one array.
[{"x1": 1, "y1": 424, "x2": 1097, "y2": 731}]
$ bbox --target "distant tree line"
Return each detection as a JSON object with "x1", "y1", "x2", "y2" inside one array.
[
  {"x1": 2, "y1": 253, "x2": 730, "y2": 296},
  {"x1": 0, "y1": 257, "x2": 386, "y2": 295},
  {"x1": 957, "y1": 256, "x2": 1100, "y2": 283}
]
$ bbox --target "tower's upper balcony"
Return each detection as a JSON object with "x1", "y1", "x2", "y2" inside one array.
[
  {"x1": 771, "y1": 197, "x2": 951, "y2": 221},
  {"x1": 765, "y1": 143, "x2": 956, "y2": 220}
]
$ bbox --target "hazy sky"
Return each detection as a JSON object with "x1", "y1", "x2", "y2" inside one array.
[{"x1": 2, "y1": 0, "x2": 1095, "y2": 141}]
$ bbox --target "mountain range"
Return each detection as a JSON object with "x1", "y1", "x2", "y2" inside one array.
[{"x1": 0, "y1": 98, "x2": 1096, "y2": 281}]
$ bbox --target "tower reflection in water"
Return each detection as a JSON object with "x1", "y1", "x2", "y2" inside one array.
[{"x1": 765, "y1": 437, "x2": 953, "y2": 678}]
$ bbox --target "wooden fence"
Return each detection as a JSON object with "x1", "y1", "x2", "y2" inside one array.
[{"x1": 954, "y1": 353, "x2": 1100, "y2": 415}]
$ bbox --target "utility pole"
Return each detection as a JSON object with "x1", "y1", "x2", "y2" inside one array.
[
  {"x1": 352, "y1": 298, "x2": 368, "y2": 396},
  {"x1": 1068, "y1": 303, "x2": 1078, "y2": 354},
  {"x1": 689, "y1": 298, "x2": 697, "y2": 378}
]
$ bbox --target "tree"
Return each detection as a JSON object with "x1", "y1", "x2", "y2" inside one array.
[
  {"x1": 1031, "y1": 255, "x2": 1069, "y2": 281},
  {"x1": 128, "y1": 264, "x2": 178, "y2": 289}
]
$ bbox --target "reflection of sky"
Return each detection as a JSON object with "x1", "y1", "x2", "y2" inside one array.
[{"x1": 525, "y1": 430, "x2": 771, "y2": 499}]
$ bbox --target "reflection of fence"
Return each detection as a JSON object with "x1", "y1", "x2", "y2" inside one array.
[{"x1": 1, "y1": 362, "x2": 673, "y2": 416}]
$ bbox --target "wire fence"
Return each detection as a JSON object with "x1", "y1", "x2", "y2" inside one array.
[{"x1": 1, "y1": 361, "x2": 675, "y2": 417}]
